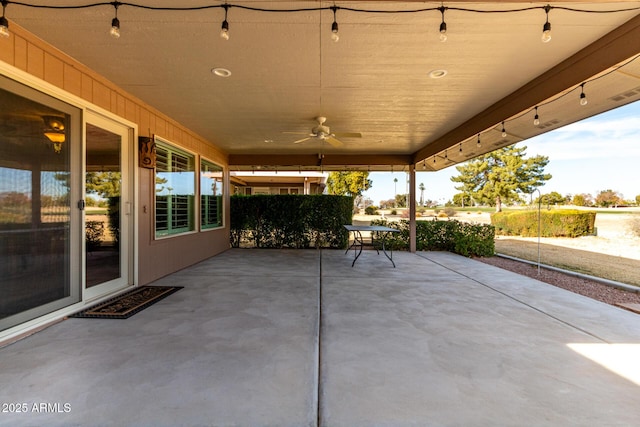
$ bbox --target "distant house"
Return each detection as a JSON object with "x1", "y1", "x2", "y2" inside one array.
[{"x1": 230, "y1": 171, "x2": 327, "y2": 196}]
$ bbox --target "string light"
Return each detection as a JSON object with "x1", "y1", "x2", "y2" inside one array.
[
  {"x1": 459, "y1": 143, "x2": 462, "y2": 153},
  {"x1": 444, "y1": 149, "x2": 448, "y2": 159},
  {"x1": 476, "y1": 134, "x2": 481, "y2": 148},
  {"x1": 220, "y1": 4, "x2": 230, "y2": 40},
  {"x1": 501, "y1": 121, "x2": 507, "y2": 138},
  {"x1": 579, "y1": 83, "x2": 588, "y2": 106},
  {"x1": 541, "y1": 4, "x2": 552, "y2": 43},
  {"x1": 0, "y1": 1, "x2": 9, "y2": 38},
  {"x1": 110, "y1": 2, "x2": 120, "y2": 39},
  {"x1": 3, "y1": 1, "x2": 639, "y2": 45},
  {"x1": 438, "y1": 6, "x2": 447, "y2": 42},
  {"x1": 330, "y1": 6, "x2": 339, "y2": 42},
  {"x1": 533, "y1": 106, "x2": 540, "y2": 126}
]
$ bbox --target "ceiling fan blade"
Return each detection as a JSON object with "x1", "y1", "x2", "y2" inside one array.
[
  {"x1": 326, "y1": 136, "x2": 344, "y2": 147},
  {"x1": 293, "y1": 137, "x2": 312, "y2": 144},
  {"x1": 333, "y1": 132, "x2": 362, "y2": 138},
  {"x1": 283, "y1": 131, "x2": 311, "y2": 135}
]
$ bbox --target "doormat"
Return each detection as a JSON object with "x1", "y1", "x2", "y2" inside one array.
[{"x1": 70, "y1": 286, "x2": 183, "y2": 319}]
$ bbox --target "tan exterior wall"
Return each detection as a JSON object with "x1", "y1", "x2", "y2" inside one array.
[{"x1": 0, "y1": 23, "x2": 231, "y2": 285}]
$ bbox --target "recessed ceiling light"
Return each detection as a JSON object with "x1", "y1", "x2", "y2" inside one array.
[
  {"x1": 428, "y1": 69, "x2": 447, "y2": 79},
  {"x1": 211, "y1": 67, "x2": 231, "y2": 77}
]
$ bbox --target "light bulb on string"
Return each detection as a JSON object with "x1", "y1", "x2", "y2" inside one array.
[
  {"x1": 476, "y1": 134, "x2": 481, "y2": 148},
  {"x1": 220, "y1": 4, "x2": 230, "y2": 40},
  {"x1": 533, "y1": 106, "x2": 540, "y2": 126},
  {"x1": 438, "y1": 6, "x2": 447, "y2": 42},
  {"x1": 459, "y1": 143, "x2": 462, "y2": 153},
  {"x1": 0, "y1": 1, "x2": 10, "y2": 39},
  {"x1": 501, "y1": 121, "x2": 507, "y2": 138},
  {"x1": 541, "y1": 5, "x2": 552, "y2": 43},
  {"x1": 110, "y1": 3, "x2": 120, "y2": 38},
  {"x1": 331, "y1": 6, "x2": 340, "y2": 42},
  {"x1": 579, "y1": 83, "x2": 588, "y2": 106}
]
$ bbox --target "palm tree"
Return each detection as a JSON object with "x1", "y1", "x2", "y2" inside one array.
[
  {"x1": 419, "y1": 182, "x2": 425, "y2": 207},
  {"x1": 393, "y1": 177, "x2": 398, "y2": 207}
]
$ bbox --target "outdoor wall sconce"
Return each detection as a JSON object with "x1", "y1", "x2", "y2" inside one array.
[{"x1": 42, "y1": 115, "x2": 66, "y2": 154}]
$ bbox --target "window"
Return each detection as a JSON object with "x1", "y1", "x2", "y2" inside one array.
[
  {"x1": 200, "y1": 159, "x2": 223, "y2": 230},
  {"x1": 155, "y1": 139, "x2": 195, "y2": 237}
]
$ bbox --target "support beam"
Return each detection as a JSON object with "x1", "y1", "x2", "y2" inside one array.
[{"x1": 229, "y1": 154, "x2": 412, "y2": 169}]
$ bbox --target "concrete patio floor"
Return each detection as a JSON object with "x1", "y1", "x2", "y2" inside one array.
[{"x1": 1, "y1": 249, "x2": 639, "y2": 427}]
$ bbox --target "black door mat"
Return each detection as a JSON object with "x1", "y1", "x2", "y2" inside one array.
[{"x1": 70, "y1": 286, "x2": 183, "y2": 319}]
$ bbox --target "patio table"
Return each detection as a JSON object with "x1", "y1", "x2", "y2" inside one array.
[{"x1": 344, "y1": 225, "x2": 400, "y2": 267}]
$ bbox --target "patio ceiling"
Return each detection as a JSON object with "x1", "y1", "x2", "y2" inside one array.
[{"x1": 6, "y1": 1, "x2": 640, "y2": 171}]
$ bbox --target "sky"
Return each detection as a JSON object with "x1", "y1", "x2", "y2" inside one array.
[{"x1": 362, "y1": 100, "x2": 640, "y2": 206}]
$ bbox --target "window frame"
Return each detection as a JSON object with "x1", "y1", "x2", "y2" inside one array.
[
  {"x1": 153, "y1": 137, "x2": 197, "y2": 239},
  {"x1": 199, "y1": 158, "x2": 224, "y2": 231}
]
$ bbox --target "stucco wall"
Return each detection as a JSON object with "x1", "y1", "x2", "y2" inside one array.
[{"x1": 0, "y1": 23, "x2": 231, "y2": 285}]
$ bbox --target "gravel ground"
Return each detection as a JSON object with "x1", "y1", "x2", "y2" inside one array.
[{"x1": 476, "y1": 256, "x2": 640, "y2": 309}]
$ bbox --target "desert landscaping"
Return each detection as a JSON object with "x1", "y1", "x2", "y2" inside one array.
[{"x1": 354, "y1": 207, "x2": 640, "y2": 309}]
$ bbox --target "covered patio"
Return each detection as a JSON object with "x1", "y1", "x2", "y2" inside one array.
[{"x1": 1, "y1": 249, "x2": 639, "y2": 426}]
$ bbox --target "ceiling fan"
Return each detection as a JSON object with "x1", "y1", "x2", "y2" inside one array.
[{"x1": 286, "y1": 116, "x2": 361, "y2": 147}]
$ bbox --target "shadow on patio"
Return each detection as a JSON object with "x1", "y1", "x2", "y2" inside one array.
[{"x1": 1, "y1": 249, "x2": 639, "y2": 427}]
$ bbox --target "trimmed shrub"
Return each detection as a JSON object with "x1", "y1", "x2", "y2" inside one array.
[
  {"x1": 491, "y1": 209, "x2": 596, "y2": 237},
  {"x1": 364, "y1": 205, "x2": 379, "y2": 215},
  {"x1": 230, "y1": 194, "x2": 352, "y2": 249},
  {"x1": 369, "y1": 219, "x2": 494, "y2": 257}
]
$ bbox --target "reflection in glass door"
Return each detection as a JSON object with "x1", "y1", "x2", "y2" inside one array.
[
  {"x1": 85, "y1": 124, "x2": 121, "y2": 287},
  {"x1": 84, "y1": 115, "x2": 131, "y2": 299},
  {"x1": 0, "y1": 77, "x2": 81, "y2": 333}
]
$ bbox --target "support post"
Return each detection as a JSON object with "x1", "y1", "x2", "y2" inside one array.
[{"x1": 409, "y1": 165, "x2": 416, "y2": 253}]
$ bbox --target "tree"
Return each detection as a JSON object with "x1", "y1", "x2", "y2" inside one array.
[
  {"x1": 635, "y1": 195, "x2": 640, "y2": 206},
  {"x1": 572, "y1": 193, "x2": 593, "y2": 207},
  {"x1": 393, "y1": 177, "x2": 398, "y2": 206},
  {"x1": 326, "y1": 171, "x2": 371, "y2": 197},
  {"x1": 452, "y1": 192, "x2": 472, "y2": 207},
  {"x1": 418, "y1": 183, "x2": 425, "y2": 207},
  {"x1": 379, "y1": 199, "x2": 395, "y2": 209},
  {"x1": 450, "y1": 145, "x2": 551, "y2": 212},
  {"x1": 536, "y1": 191, "x2": 565, "y2": 206},
  {"x1": 86, "y1": 172, "x2": 121, "y2": 198},
  {"x1": 395, "y1": 194, "x2": 407, "y2": 208},
  {"x1": 595, "y1": 189, "x2": 623, "y2": 207}
]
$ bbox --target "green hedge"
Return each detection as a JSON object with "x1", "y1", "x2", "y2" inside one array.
[
  {"x1": 491, "y1": 209, "x2": 596, "y2": 237},
  {"x1": 369, "y1": 219, "x2": 495, "y2": 257},
  {"x1": 230, "y1": 194, "x2": 353, "y2": 248}
]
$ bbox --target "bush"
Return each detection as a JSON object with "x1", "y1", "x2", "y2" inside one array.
[
  {"x1": 230, "y1": 194, "x2": 353, "y2": 249},
  {"x1": 628, "y1": 214, "x2": 640, "y2": 238},
  {"x1": 369, "y1": 219, "x2": 494, "y2": 257},
  {"x1": 437, "y1": 212, "x2": 449, "y2": 218},
  {"x1": 85, "y1": 220, "x2": 104, "y2": 250},
  {"x1": 443, "y1": 207, "x2": 456, "y2": 217},
  {"x1": 364, "y1": 205, "x2": 379, "y2": 215},
  {"x1": 390, "y1": 209, "x2": 397, "y2": 215},
  {"x1": 491, "y1": 209, "x2": 596, "y2": 237}
]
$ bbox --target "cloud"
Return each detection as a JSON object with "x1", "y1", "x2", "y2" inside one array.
[{"x1": 522, "y1": 104, "x2": 640, "y2": 161}]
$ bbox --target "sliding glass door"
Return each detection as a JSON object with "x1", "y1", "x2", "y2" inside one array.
[
  {"x1": 0, "y1": 76, "x2": 82, "y2": 332},
  {"x1": 83, "y1": 112, "x2": 133, "y2": 300}
]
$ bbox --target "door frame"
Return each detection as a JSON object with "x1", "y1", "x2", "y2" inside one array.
[
  {"x1": 83, "y1": 110, "x2": 136, "y2": 301},
  {"x1": 0, "y1": 61, "x2": 139, "y2": 342}
]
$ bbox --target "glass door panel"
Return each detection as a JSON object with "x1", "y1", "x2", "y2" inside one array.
[
  {"x1": 0, "y1": 78, "x2": 81, "y2": 333},
  {"x1": 85, "y1": 124, "x2": 121, "y2": 288},
  {"x1": 83, "y1": 114, "x2": 132, "y2": 300}
]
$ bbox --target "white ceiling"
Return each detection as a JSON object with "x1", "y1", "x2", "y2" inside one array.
[{"x1": 7, "y1": 1, "x2": 640, "y2": 171}]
